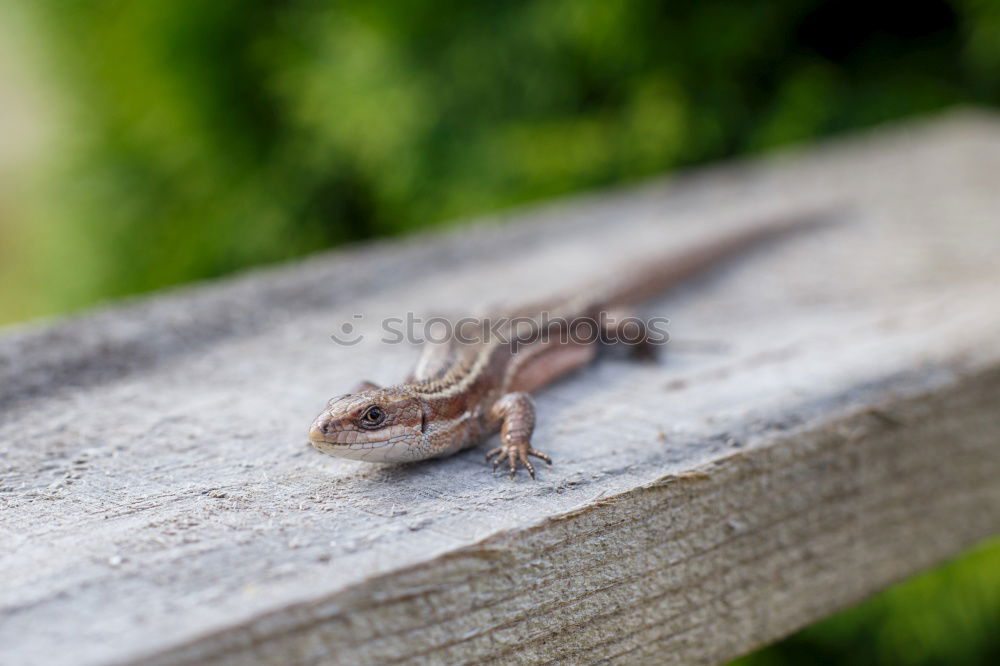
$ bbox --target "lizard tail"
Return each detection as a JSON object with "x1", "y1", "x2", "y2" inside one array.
[{"x1": 600, "y1": 206, "x2": 840, "y2": 308}]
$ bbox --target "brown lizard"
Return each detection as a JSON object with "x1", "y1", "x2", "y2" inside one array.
[{"x1": 308, "y1": 210, "x2": 829, "y2": 478}]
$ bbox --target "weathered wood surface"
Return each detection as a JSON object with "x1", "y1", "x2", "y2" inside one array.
[{"x1": 2, "y1": 111, "x2": 1000, "y2": 666}]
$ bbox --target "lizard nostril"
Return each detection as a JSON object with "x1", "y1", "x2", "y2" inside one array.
[{"x1": 310, "y1": 414, "x2": 333, "y2": 440}]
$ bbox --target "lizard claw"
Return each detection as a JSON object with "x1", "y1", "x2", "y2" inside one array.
[
  {"x1": 528, "y1": 448, "x2": 552, "y2": 465},
  {"x1": 486, "y1": 446, "x2": 503, "y2": 473},
  {"x1": 519, "y1": 452, "x2": 536, "y2": 480},
  {"x1": 485, "y1": 442, "x2": 549, "y2": 480}
]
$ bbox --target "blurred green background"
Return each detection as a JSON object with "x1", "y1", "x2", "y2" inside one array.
[{"x1": 1, "y1": 1, "x2": 998, "y2": 663}]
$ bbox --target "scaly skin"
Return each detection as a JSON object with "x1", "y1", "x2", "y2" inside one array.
[{"x1": 308, "y1": 210, "x2": 830, "y2": 478}]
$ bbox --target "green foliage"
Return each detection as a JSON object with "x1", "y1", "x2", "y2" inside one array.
[{"x1": 23, "y1": 0, "x2": 999, "y2": 316}]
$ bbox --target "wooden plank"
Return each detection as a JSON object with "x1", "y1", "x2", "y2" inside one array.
[{"x1": 2, "y1": 110, "x2": 1000, "y2": 666}]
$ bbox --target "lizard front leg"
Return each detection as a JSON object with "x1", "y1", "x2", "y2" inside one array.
[{"x1": 485, "y1": 392, "x2": 551, "y2": 479}]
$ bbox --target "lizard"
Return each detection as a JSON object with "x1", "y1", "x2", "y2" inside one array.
[{"x1": 308, "y1": 209, "x2": 830, "y2": 478}]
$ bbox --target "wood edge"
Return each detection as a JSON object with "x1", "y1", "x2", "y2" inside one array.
[{"x1": 127, "y1": 361, "x2": 1000, "y2": 666}]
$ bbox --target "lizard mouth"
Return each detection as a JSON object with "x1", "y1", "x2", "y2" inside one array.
[
  {"x1": 307, "y1": 428, "x2": 358, "y2": 450},
  {"x1": 308, "y1": 434, "x2": 342, "y2": 447},
  {"x1": 308, "y1": 436, "x2": 413, "y2": 463},
  {"x1": 307, "y1": 414, "x2": 420, "y2": 462},
  {"x1": 307, "y1": 424, "x2": 390, "y2": 451},
  {"x1": 308, "y1": 437, "x2": 348, "y2": 453}
]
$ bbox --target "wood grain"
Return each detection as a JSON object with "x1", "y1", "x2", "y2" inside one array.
[{"x1": 2, "y1": 110, "x2": 1000, "y2": 665}]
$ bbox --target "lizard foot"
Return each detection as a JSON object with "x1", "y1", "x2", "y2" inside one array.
[
  {"x1": 487, "y1": 392, "x2": 550, "y2": 479},
  {"x1": 486, "y1": 442, "x2": 552, "y2": 480}
]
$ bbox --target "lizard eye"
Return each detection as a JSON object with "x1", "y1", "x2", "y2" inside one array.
[{"x1": 360, "y1": 405, "x2": 386, "y2": 428}]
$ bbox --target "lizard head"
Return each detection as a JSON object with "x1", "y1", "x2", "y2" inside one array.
[{"x1": 308, "y1": 386, "x2": 425, "y2": 462}]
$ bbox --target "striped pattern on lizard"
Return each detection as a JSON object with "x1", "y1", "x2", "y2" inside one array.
[{"x1": 308, "y1": 210, "x2": 829, "y2": 478}]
